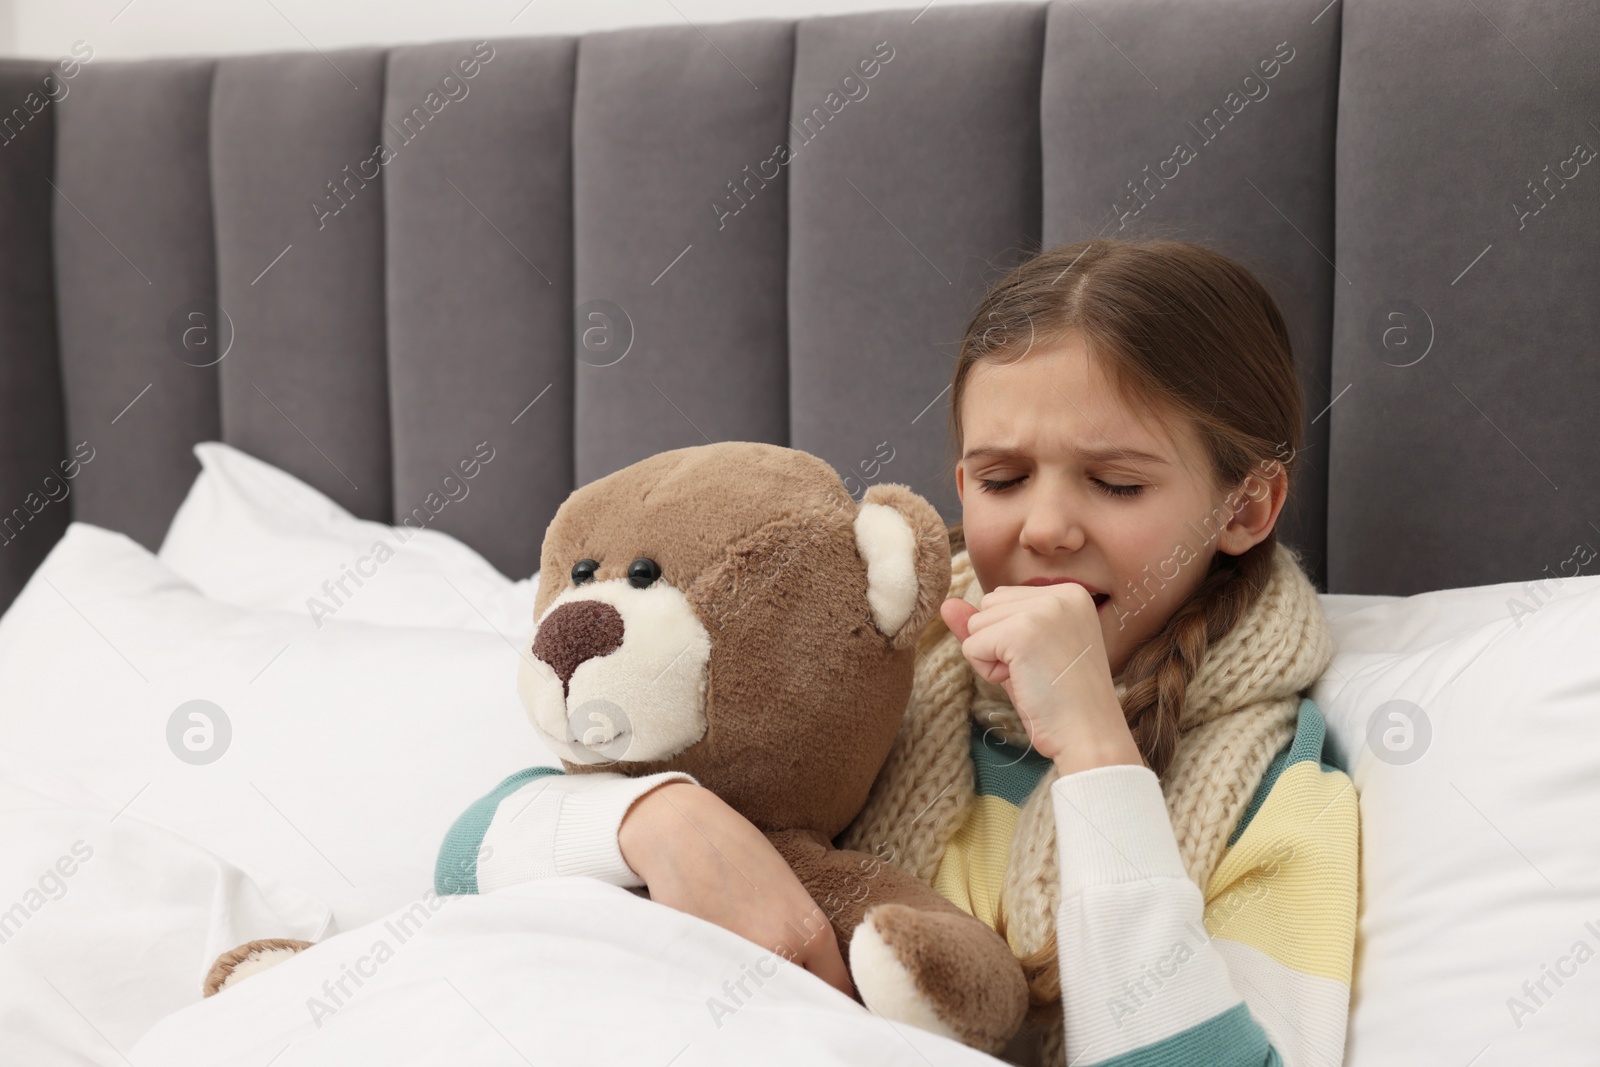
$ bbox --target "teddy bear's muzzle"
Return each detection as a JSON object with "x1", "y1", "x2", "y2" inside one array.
[{"x1": 518, "y1": 581, "x2": 712, "y2": 767}]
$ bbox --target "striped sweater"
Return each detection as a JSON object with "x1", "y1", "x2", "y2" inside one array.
[
  {"x1": 435, "y1": 695, "x2": 1357, "y2": 1067},
  {"x1": 968, "y1": 695, "x2": 1359, "y2": 1067}
]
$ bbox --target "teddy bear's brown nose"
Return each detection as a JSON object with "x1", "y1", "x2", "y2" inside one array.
[{"x1": 531, "y1": 600, "x2": 626, "y2": 694}]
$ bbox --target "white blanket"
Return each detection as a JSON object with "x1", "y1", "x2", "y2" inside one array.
[
  {"x1": 0, "y1": 774, "x2": 331, "y2": 1067},
  {"x1": 131, "y1": 878, "x2": 1006, "y2": 1066}
]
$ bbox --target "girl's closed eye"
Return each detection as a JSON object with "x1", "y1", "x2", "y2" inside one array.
[{"x1": 976, "y1": 473, "x2": 1144, "y2": 498}]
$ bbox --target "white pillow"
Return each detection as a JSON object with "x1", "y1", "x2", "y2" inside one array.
[
  {"x1": 1316, "y1": 591, "x2": 1403, "y2": 626},
  {"x1": 0, "y1": 775, "x2": 329, "y2": 1066},
  {"x1": 157, "y1": 441, "x2": 539, "y2": 636},
  {"x1": 1313, "y1": 573, "x2": 1600, "y2": 1064},
  {"x1": 0, "y1": 522, "x2": 560, "y2": 934}
]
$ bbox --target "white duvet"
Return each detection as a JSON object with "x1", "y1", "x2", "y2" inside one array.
[{"x1": 130, "y1": 878, "x2": 1004, "y2": 1067}]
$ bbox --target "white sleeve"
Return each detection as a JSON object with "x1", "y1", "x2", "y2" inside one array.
[
  {"x1": 1051, "y1": 764, "x2": 1266, "y2": 1067},
  {"x1": 477, "y1": 770, "x2": 699, "y2": 891}
]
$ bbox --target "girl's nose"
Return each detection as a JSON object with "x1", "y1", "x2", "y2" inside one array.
[{"x1": 1020, "y1": 496, "x2": 1086, "y2": 555}]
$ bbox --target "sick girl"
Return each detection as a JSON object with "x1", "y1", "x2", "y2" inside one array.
[{"x1": 441, "y1": 237, "x2": 1358, "y2": 1067}]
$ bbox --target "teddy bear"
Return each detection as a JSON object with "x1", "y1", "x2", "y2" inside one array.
[{"x1": 205, "y1": 441, "x2": 1029, "y2": 1054}]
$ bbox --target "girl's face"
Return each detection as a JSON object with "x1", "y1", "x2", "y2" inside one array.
[{"x1": 955, "y1": 334, "x2": 1285, "y2": 679}]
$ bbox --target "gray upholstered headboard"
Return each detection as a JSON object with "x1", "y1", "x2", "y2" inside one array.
[{"x1": 1, "y1": 0, "x2": 1596, "y2": 613}]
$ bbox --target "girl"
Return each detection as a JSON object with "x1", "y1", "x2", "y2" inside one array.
[{"x1": 438, "y1": 238, "x2": 1359, "y2": 1067}]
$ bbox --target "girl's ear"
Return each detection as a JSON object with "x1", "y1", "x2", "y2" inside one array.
[{"x1": 852, "y1": 484, "x2": 953, "y2": 650}]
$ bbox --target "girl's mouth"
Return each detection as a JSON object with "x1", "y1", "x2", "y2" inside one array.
[{"x1": 1017, "y1": 577, "x2": 1113, "y2": 610}]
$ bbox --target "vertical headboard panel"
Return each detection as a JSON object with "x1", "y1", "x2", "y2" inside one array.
[
  {"x1": 53, "y1": 58, "x2": 219, "y2": 551},
  {"x1": 382, "y1": 38, "x2": 576, "y2": 581},
  {"x1": 1329, "y1": 0, "x2": 1600, "y2": 594},
  {"x1": 211, "y1": 49, "x2": 393, "y2": 522},
  {"x1": 1040, "y1": 0, "x2": 1342, "y2": 589},
  {"x1": 787, "y1": 4, "x2": 1045, "y2": 521},
  {"x1": 571, "y1": 23, "x2": 796, "y2": 486},
  {"x1": 0, "y1": 60, "x2": 68, "y2": 596}
]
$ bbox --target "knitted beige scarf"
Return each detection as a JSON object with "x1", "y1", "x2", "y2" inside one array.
[{"x1": 837, "y1": 541, "x2": 1334, "y2": 1066}]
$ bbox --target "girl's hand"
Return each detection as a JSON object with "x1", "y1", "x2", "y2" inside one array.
[
  {"x1": 619, "y1": 781, "x2": 857, "y2": 1000},
  {"x1": 941, "y1": 585, "x2": 1144, "y2": 773}
]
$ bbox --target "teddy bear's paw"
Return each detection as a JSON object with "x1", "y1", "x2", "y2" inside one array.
[
  {"x1": 849, "y1": 902, "x2": 1028, "y2": 1054},
  {"x1": 849, "y1": 910, "x2": 964, "y2": 1044},
  {"x1": 203, "y1": 938, "x2": 316, "y2": 997}
]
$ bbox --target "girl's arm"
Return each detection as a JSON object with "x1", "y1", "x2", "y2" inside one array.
[
  {"x1": 434, "y1": 768, "x2": 858, "y2": 998},
  {"x1": 435, "y1": 767, "x2": 700, "y2": 894},
  {"x1": 1050, "y1": 756, "x2": 1358, "y2": 1067}
]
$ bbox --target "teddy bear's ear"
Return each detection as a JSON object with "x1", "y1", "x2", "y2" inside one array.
[{"x1": 853, "y1": 483, "x2": 953, "y2": 651}]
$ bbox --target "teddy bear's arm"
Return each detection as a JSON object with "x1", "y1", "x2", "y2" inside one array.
[{"x1": 435, "y1": 766, "x2": 701, "y2": 894}]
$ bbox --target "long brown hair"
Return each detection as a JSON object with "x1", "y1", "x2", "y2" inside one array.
[{"x1": 944, "y1": 238, "x2": 1305, "y2": 1014}]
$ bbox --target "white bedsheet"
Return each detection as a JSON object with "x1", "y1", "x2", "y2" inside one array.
[
  {"x1": 131, "y1": 878, "x2": 1004, "y2": 1067},
  {"x1": 0, "y1": 774, "x2": 330, "y2": 1067}
]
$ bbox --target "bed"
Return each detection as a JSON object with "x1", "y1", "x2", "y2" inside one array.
[{"x1": 1, "y1": 1, "x2": 1597, "y2": 1064}]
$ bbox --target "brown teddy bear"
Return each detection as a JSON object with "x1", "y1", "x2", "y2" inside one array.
[{"x1": 206, "y1": 441, "x2": 1028, "y2": 1054}]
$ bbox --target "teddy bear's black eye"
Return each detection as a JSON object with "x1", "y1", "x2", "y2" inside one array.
[
  {"x1": 627, "y1": 557, "x2": 661, "y2": 589},
  {"x1": 571, "y1": 558, "x2": 600, "y2": 584}
]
